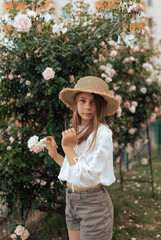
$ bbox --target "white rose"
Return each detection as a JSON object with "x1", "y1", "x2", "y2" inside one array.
[
  {"x1": 128, "y1": 128, "x2": 136, "y2": 135},
  {"x1": 133, "y1": 46, "x2": 140, "y2": 52},
  {"x1": 101, "y1": 73, "x2": 112, "y2": 83},
  {"x1": 25, "y1": 80, "x2": 31, "y2": 86},
  {"x1": 42, "y1": 67, "x2": 55, "y2": 80},
  {"x1": 132, "y1": 101, "x2": 138, "y2": 107},
  {"x1": 142, "y1": 63, "x2": 153, "y2": 73},
  {"x1": 9, "y1": 136, "x2": 15, "y2": 144},
  {"x1": 146, "y1": 78, "x2": 152, "y2": 85},
  {"x1": 14, "y1": 225, "x2": 25, "y2": 236},
  {"x1": 13, "y1": 14, "x2": 31, "y2": 32},
  {"x1": 140, "y1": 87, "x2": 147, "y2": 94},
  {"x1": 28, "y1": 135, "x2": 39, "y2": 149},
  {"x1": 105, "y1": 63, "x2": 115, "y2": 78},
  {"x1": 26, "y1": 10, "x2": 37, "y2": 18},
  {"x1": 105, "y1": 77, "x2": 112, "y2": 83},
  {"x1": 52, "y1": 23, "x2": 68, "y2": 36},
  {"x1": 129, "y1": 105, "x2": 136, "y2": 113},
  {"x1": 141, "y1": 158, "x2": 148, "y2": 165},
  {"x1": 99, "y1": 65, "x2": 106, "y2": 71},
  {"x1": 117, "y1": 106, "x2": 122, "y2": 117},
  {"x1": 129, "y1": 56, "x2": 135, "y2": 62},
  {"x1": 115, "y1": 94, "x2": 122, "y2": 101},
  {"x1": 123, "y1": 57, "x2": 129, "y2": 63},
  {"x1": 110, "y1": 50, "x2": 118, "y2": 57}
]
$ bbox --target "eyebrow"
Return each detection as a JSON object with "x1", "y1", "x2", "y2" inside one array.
[{"x1": 79, "y1": 96, "x2": 95, "y2": 101}]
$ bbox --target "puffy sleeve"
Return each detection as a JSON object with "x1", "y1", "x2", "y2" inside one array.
[{"x1": 67, "y1": 127, "x2": 116, "y2": 188}]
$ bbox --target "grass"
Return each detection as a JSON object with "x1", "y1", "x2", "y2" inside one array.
[
  {"x1": 111, "y1": 152, "x2": 161, "y2": 240},
  {"x1": 27, "y1": 152, "x2": 161, "y2": 240}
]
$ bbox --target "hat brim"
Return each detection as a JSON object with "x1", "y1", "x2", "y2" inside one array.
[{"x1": 59, "y1": 88, "x2": 120, "y2": 116}]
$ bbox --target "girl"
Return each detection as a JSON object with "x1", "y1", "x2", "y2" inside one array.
[{"x1": 44, "y1": 76, "x2": 120, "y2": 240}]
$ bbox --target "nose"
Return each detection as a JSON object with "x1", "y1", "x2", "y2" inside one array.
[{"x1": 85, "y1": 101, "x2": 91, "y2": 110}]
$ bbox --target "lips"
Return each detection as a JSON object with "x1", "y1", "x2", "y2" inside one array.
[{"x1": 83, "y1": 113, "x2": 92, "y2": 116}]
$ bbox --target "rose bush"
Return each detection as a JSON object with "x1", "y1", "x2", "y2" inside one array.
[
  {"x1": 95, "y1": 9, "x2": 161, "y2": 156},
  {"x1": 0, "y1": 0, "x2": 160, "y2": 229},
  {"x1": 0, "y1": 0, "x2": 134, "y2": 222}
]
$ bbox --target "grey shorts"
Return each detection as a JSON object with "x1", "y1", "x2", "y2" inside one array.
[{"x1": 65, "y1": 186, "x2": 114, "y2": 240}]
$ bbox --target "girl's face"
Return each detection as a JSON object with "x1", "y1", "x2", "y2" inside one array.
[{"x1": 76, "y1": 92, "x2": 96, "y2": 126}]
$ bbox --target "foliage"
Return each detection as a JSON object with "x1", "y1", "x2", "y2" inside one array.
[
  {"x1": 0, "y1": 0, "x2": 136, "y2": 221},
  {"x1": 94, "y1": 3, "x2": 161, "y2": 157}
]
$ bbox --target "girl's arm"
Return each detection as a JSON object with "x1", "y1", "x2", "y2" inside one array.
[
  {"x1": 44, "y1": 136, "x2": 64, "y2": 167},
  {"x1": 61, "y1": 128, "x2": 82, "y2": 166}
]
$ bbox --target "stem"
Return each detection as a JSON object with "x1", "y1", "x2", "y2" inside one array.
[{"x1": 146, "y1": 122, "x2": 155, "y2": 197}]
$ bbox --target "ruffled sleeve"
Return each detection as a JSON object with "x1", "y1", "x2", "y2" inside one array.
[{"x1": 67, "y1": 126, "x2": 115, "y2": 188}]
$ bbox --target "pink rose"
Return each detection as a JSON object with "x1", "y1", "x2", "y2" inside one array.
[
  {"x1": 150, "y1": 113, "x2": 157, "y2": 123},
  {"x1": 65, "y1": 37, "x2": 69, "y2": 42},
  {"x1": 128, "y1": 69, "x2": 134, "y2": 75},
  {"x1": 100, "y1": 41, "x2": 106, "y2": 48},
  {"x1": 129, "y1": 85, "x2": 136, "y2": 92},
  {"x1": 42, "y1": 67, "x2": 55, "y2": 80},
  {"x1": 124, "y1": 100, "x2": 130, "y2": 108},
  {"x1": 123, "y1": 57, "x2": 129, "y2": 63},
  {"x1": 10, "y1": 233, "x2": 17, "y2": 239},
  {"x1": 8, "y1": 72, "x2": 14, "y2": 80},
  {"x1": 117, "y1": 106, "x2": 122, "y2": 117},
  {"x1": 129, "y1": 56, "x2": 135, "y2": 62},
  {"x1": 69, "y1": 75, "x2": 75, "y2": 83},
  {"x1": 132, "y1": 101, "x2": 138, "y2": 107},
  {"x1": 14, "y1": 225, "x2": 25, "y2": 235},
  {"x1": 21, "y1": 229, "x2": 30, "y2": 240},
  {"x1": 7, "y1": 146, "x2": 12, "y2": 151},
  {"x1": 128, "y1": 128, "x2": 136, "y2": 135}
]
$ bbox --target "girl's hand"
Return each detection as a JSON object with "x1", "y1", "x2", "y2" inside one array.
[
  {"x1": 61, "y1": 128, "x2": 82, "y2": 149},
  {"x1": 43, "y1": 136, "x2": 58, "y2": 158}
]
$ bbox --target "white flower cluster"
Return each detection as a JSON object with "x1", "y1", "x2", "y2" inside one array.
[
  {"x1": 52, "y1": 23, "x2": 68, "y2": 36},
  {"x1": 28, "y1": 135, "x2": 46, "y2": 153},
  {"x1": 10, "y1": 225, "x2": 29, "y2": 240},
  {"x1": 42, "y1": 67, "x2": 55, "y2": 80},
  {"x1": 128, "y1": 3, "x2": 144, "y2": 13},
  {"x1": 123, "y1": 56, "x2": 136, "y2": 63},
  {"x1": 100, "y1": 63, "x2": 116, "y2": 83}
]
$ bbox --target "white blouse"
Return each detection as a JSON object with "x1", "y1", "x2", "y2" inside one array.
[{"x1": 58, "y1": 124, "x2": 116, "y2": 188}]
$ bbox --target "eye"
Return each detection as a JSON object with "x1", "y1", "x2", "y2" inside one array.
[{"x1": 80, "y1": 99, "x2": 86, "y2": 103}]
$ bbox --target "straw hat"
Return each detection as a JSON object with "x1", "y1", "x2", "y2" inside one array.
[{"x1": 59, "y1": 76, "x2": 120, "y2": 116}]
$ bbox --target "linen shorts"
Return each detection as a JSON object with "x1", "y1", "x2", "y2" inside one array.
[{"x1": 65, "y1": 186, "x2": 114, "y2": 240}]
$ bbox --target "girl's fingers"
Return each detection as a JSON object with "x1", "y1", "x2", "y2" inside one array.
[{"x1": 63, "y1": 128, "x2": 76, "y2": 135}]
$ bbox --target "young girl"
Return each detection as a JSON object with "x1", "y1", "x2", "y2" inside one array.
[{"x1": 44, "y1": 76, "x2": 120, "y2": 240}]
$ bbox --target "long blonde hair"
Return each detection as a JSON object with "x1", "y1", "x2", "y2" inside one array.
[{"x1": 72, "y1": 93, "x2": 107, "y2": 150}]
